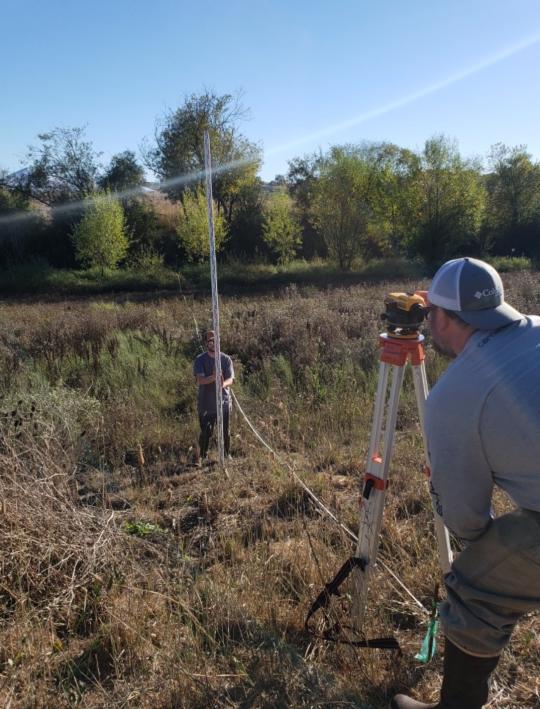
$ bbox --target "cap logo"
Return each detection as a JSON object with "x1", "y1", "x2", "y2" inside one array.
[{"x1": 474, "y1": 287, "x2": 500, "y2": 300}]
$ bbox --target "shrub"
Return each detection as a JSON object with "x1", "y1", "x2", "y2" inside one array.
[
  {"x1": 485, "y1": 255, "x2": 532, "y2": 272},
  {"x1": 176, "y1": 188, "x2": 227, "y2": 262},
  {"x1": 262, "y1": 192, "x2": 301, "y2": 264},
  {"x1": 72, "y1": 192, "x2": 128, "y2": 272}
]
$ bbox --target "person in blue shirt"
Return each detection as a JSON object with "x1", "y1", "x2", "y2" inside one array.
[
  {"x1": 391, "y1": 258, "x2": 540, "y2": 709},
  {"x1": 193, "y1": 330, "x2": 234, "y2": 462}
]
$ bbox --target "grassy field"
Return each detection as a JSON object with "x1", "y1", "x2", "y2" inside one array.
[
  {"x1": 1, "y1": 270, "x2": 539, "y2": 708},
  {"x1": 0, "y1": 255, "x2": 532, "y2": 298}
]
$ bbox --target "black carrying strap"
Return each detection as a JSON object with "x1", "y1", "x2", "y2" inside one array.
[{"x1": 305, "y1": 556, "x2": 400, "y2": 651}]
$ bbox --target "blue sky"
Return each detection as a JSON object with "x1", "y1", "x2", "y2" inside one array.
[{"x1": 2, "y1": 0, "x2": 540, "y2": 182}]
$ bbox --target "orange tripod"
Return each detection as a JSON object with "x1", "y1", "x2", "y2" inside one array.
[{"x1": 351, "y1": 332, "x2": 453, "y2": 628}]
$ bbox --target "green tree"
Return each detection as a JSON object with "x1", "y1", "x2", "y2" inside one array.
[
  {"x1": 176, "y1": 188, "x2": 227, "y2": 262},
  {"x1": 286, "y1": 153, "x2": 326, "y2": 258},
  {"x1": 0, "y1": 187, "x2": 44, "y2": 265},
  {"x1": 71, "y1": 192, "x2": 128, "y2": 273},
  {"x1": 146, "y1": 91, "x2": 261, "y2": 223},
  {"x1": 409, "y1": 136, "x2": 485, "y2": 263},
  {"x1": 262, "y1": 191, "x2": 301, "y2": 264},
  {"x1": 0, "y1": 185, "x2": 30, "y2": 213},
  {"x1": 99, "y1": 150, "x2": 145, "y2": 193},
  {"x1": 486, "y1": 144, "x2": 540, "y2": 256},
  {"x1": 310, "y1": 146, "x2": 378, "y2": 269},
  {"x1": 227, "y1": 179, "x2": 265, "y2": 258},
  {"x1": 365, "y1": 143, "x2": 422, "y2": 253},
  {"x1": 25, "y1": 126, "x2": 101, "y2": 205},
  {"x1": 124, "y1": 198, "x2": 162, "y2": 259}
]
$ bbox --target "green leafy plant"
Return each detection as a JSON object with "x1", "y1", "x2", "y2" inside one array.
[
  {"x1": 123, "y1": 520, "x2": 167, "y2": 537},
  {"x1": 176, "y1": 188, "x2": 227, "y2": 262},
  {"x1": 262, "y1": 191, "x2": 301, "y2": 264},
  {"x1": 72, "y1": 192, "x2": 129, "y2": 273}
]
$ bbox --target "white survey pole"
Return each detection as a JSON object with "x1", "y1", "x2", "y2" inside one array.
[{"x1": 203, "y1": 130, "x2": 225, "y2": 467}]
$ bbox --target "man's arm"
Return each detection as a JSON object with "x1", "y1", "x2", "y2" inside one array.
[
  {"x1": 196, "y1": 372, "x2": 216, "y2": 385},
  {"x1": 196, "y1": 372, "x2": 233, "y2": 387},
  {"x1": 193, "y1": 353, "x2": 217, "y2": 385},
  {"x1": 222, "y1": 356, "x2": 234, "y2": 389},
  {"x1": 426, "y1": 394, "x2": 494, "y2": 542}
]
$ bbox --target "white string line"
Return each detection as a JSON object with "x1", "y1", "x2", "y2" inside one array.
[
  {"x1": 230, "y1": 389, "x2": 357, "y2": 544},
  {"x1": 378, "y1": 555, "x2": 429, "y2": 615},
  {"x1": 231, "y1": 389, "x2": 429, "y2": 616}
]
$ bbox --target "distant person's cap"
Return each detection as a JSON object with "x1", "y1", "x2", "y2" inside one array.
[{"x1": 428, "y1": 257, "x2": 523, "y2": 330}]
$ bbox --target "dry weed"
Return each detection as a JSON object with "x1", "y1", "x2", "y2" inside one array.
[{"x1": 0, "y1": 272, "x2": 538, "y2": 707}]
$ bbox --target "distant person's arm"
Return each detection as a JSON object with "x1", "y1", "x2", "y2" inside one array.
[
  {"x1": 196, "y1": 372, "x2": 216, "y2": 385},
  {"x1": 194, "y1": 356, "x2": 216, "y2": 385},
  {"x1": 222, "y1": 357, "x2": 234, "y2": 389}
]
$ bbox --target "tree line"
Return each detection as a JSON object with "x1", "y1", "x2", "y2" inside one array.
[{"x1": 1, "y1": 90, "x2": 540, "y2": 272}]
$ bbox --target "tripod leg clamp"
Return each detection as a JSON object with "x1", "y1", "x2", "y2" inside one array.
[{"x1": 362, "y1": 473, "x2": 389, "y2": 500}]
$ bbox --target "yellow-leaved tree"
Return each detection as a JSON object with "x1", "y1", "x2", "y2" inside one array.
[
  {"x1": 176, "y1": 188, "x2": 227, "y2": 261},
  {"x1": 71, "y1": 192, "x2": 128, "y2": 274}
]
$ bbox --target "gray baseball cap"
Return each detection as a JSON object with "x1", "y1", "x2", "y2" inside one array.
[{"x1": 428, "y1": 257, "x2": 523, "y2": 330}]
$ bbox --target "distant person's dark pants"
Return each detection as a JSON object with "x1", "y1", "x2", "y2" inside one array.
[{"x1": 198, "y1": 408, "x2": 230, "y2": 458}]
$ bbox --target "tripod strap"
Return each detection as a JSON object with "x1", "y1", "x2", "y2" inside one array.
[{"x1": 305, "y1": 556, "x2": 400, "y2": 651}]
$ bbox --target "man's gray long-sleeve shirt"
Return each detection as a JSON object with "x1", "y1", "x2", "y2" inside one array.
[{"x1": 425, "y1": 316, "x2": 540, "y2": 542}]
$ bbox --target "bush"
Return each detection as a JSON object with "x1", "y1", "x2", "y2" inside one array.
[
  {"x1": 0, "y1": 189, "x2": 46, "y2": 266},
  {"x1": 262, "y1": 192, "x2": 302, "y2": 264},
  {"x1": 127, "y1": 247, "x2": 165, "y2": 274},
  {"x1": 485, "y1": 255, "x2": 532, "y2": 272},
  {"x1": 176, "y1": 188, "x2": 227, "y2": 262},
  {"x1": 72, "y1": 192, "x2": 128, "y2": 272}
]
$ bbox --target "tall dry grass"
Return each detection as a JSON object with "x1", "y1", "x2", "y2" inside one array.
[{"x1": 0, "y1": 271, "x2": 539, "y2": 707}]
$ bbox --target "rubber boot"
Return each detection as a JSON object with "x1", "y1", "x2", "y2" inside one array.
[{"x1": 390, "y1": 638, "x2": 500, "y2": 709}]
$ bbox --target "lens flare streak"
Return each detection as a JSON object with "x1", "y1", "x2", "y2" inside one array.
[{"x1": 2, "y1": 32, "x2": 539, "y2": 227}]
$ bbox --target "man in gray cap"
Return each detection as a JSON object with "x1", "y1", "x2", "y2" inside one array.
[{"x1": 391, "y1": 257, "x2": 540, "y2": 709}]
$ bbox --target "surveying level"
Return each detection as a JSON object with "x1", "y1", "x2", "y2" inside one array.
[
  {"x1": 351, "y1": 298, "x2": 452, "y2": 629},
  {"x1": 381, "y1": 292, "x2": 428, "y2": 338}
]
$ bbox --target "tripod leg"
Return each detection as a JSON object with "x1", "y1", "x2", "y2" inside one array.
[
  {"x1": 352, "y1": 362, "x2": 406, "y2": 629},
  {"x1": 411, "y1": 363, "x2": 452, "y2": 573},
  {"x1": 367, "y1": 359, "x2": 390, "y2": 460}
]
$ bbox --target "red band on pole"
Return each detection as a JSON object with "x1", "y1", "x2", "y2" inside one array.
[{"x1": 364, "y1": 473, "x2": 388, "y2": 491}]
